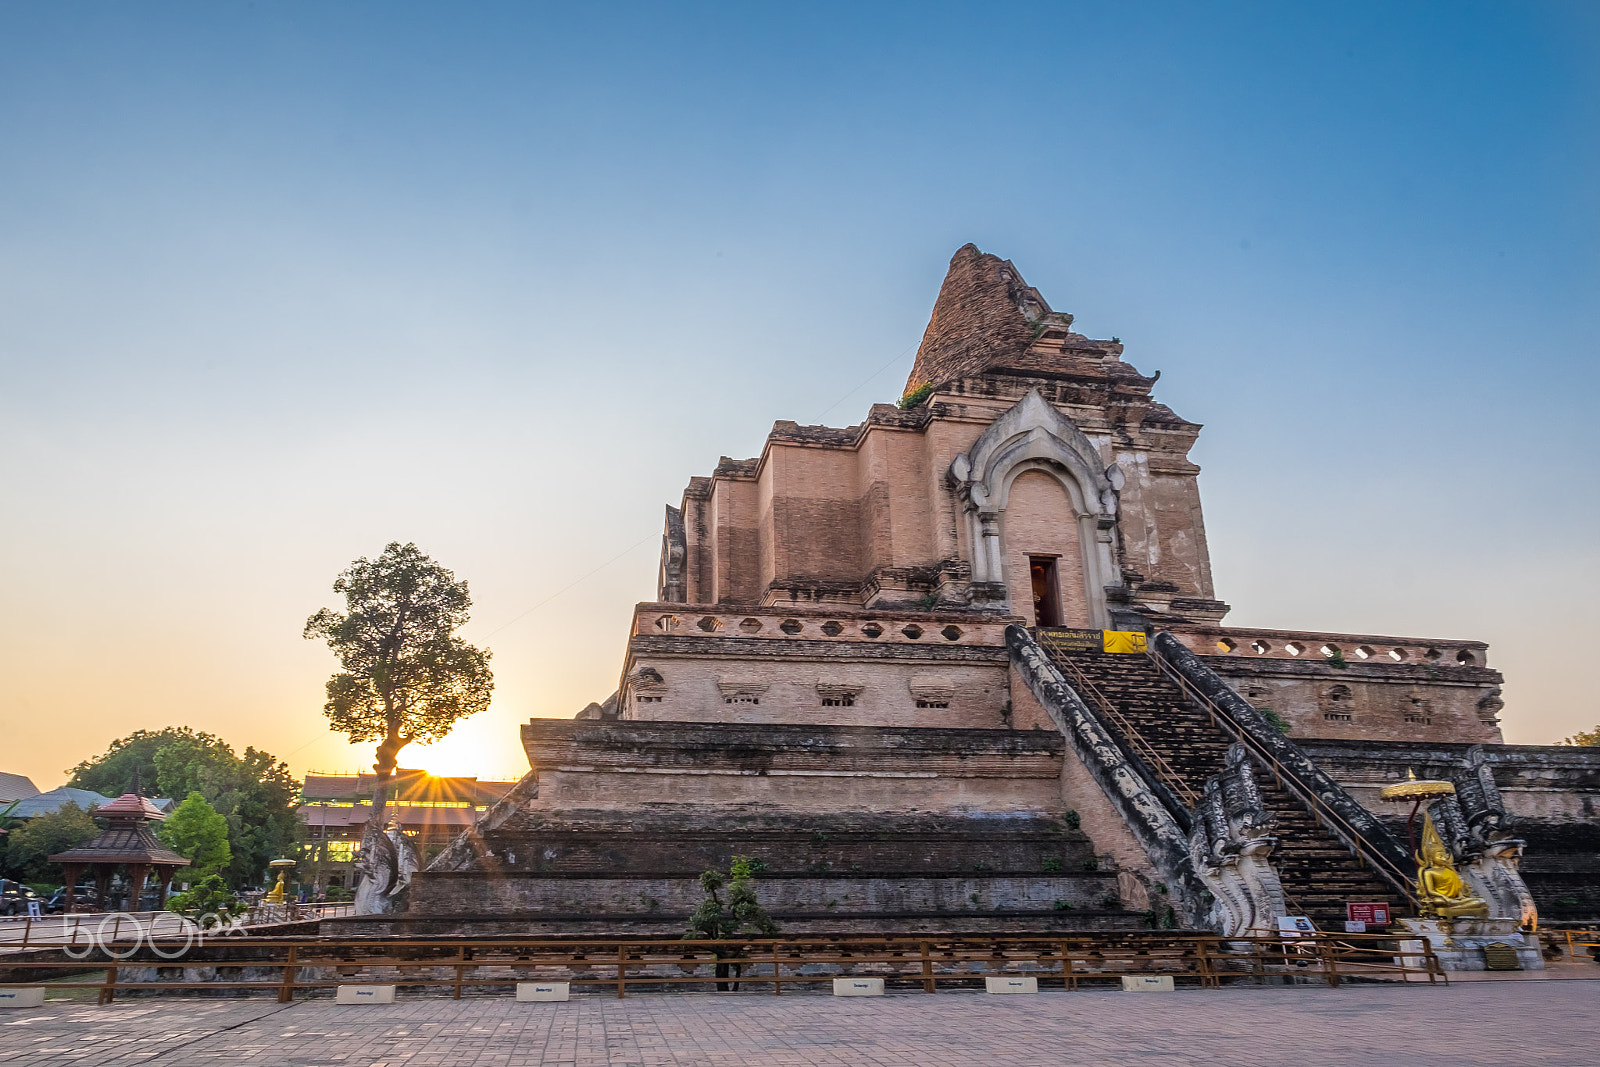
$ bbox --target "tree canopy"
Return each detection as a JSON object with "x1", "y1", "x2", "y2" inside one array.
[
  {"x1": 67, "y1": 727, "x2": 223, "y2": 798},
  {"x1": 156, "y1": 791, "x2": 231, "y2": 877},
  {"x1": 1561, "y1": 726, "x2": 1599, "y2": 747},
  {"x1": 303, "y1": 542, "x2": 493, "y2": 779},
  {"x1": 2, "y1": 802, "x2": 97, "y2": 884},
  {"x1": 68, "y1": 727, "x2": 300, "y2": 887}
]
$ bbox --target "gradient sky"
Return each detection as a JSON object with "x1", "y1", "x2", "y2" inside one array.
[{"x1": 2, "y1": 2, "x2": 1596, "y2": 790}]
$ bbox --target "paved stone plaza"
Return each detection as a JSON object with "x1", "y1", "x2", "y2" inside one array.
[{"x1": 2, "y1": 980, "x2": 1597, "y2": 1066}]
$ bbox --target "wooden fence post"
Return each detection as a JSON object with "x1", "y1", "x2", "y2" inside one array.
[
  {"x1": 278, "y1": 946, "x2": 298, "y2": 1003},
  {"x1": 617, "y1": 944, "x2": 627, "y2": 999}
]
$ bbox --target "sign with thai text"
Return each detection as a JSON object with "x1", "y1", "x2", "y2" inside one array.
[
  {"x1": 1346, "y1": 902, "x2": 1390, "y2": 926},
  {"x1": 1039, "y1": 628, "x2": 1102, "y2": 651},
  {"x1": 1039, "y1": 629, "x2": 1150, "y2": 654}
]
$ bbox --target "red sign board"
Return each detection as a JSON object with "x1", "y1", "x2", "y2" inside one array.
[{"x1": 1346, "y1": 902, "x2": 1391, "y2": 926}]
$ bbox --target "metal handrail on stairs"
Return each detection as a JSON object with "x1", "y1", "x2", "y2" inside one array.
[
  {"x1": 1143, "y1": 649, "x2": 1420, "y2": 913},
  {"x1": 1036, "y1": 632, "x2": 1201, "y2": 808}
]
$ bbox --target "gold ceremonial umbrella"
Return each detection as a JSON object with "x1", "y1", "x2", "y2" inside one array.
[{"x1": 1380, "y1": 769, "x2": 1456, "y2": 858}]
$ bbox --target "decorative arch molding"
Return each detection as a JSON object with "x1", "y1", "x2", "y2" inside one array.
[{"x1": 947, "y1": 388, "x2": 1125, "y2": 626}]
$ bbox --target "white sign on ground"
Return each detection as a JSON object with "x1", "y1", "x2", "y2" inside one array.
[
  {"x1": 832, "y1": 977, "x2": 884, "y2": 996},
  {"x1": 0, "y1": 988, "x2": 45, "y2": 1008},
  {"x1": 516, "y1": 982, "x2": 570, "y2": 1002},
  {"x1": 1120, "y1": 975, "x2": 1175, "y2": 992},
  {"x1": 335, "y1": 985, "x2": 396, "y2": 1005},
  {"x1": 984, "y1": 976, "x2": 1038, "y2": 994}
]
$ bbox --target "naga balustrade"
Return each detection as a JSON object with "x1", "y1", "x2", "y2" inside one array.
[{"x1": 1144, "y1": 647, "x2": 1423, "y2": 912}]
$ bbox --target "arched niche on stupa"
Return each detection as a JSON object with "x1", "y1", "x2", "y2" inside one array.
[{"x1": 947, "y1": 388, "x2": 1124, "y2": 628}]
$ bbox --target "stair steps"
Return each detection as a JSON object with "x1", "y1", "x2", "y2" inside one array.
[{"x1": 1038, "y1": 644, "x2": 1402, "y2": 929}]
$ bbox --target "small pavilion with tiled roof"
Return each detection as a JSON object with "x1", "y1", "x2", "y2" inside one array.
[{"x1": 49, "y1": 793, "x2": 189, "y2": 912}]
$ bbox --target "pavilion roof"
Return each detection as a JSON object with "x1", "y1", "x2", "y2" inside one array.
[
  {"x1": 95, "y1": 792, "x2": 171, "y2": 821},
  {"x1": 49, "y1": 821, "x2": 190, "y2": 867}
]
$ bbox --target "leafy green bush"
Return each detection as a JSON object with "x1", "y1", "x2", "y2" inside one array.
[
  {"x1": 686, "y1": 857, "x2": 776, "y2": 940},
  {"x1": 165, "y1": 874, "x2": 241, "y2": 927},
  {"x1": 686, "y1": 856, "x2": 776, "y2": 990},
  {"x1": 1041, "y1": 858, "x2": 1063, "y2": 873},
  {"x1": 897, "y1": 382, "x2": 935, "y2": 410}
]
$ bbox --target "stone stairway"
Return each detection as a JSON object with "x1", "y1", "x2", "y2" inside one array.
[{"x1": 1039, "y1": 643, "x2": 1405, "y2": 930}]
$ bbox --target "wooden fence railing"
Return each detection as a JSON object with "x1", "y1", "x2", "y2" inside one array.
[
  {"x1": 0, "y1": 931, "x2": 1445, "y2": 1003},
  {"x1": 0, "y1": 904, "x2": 354, "y2": 953}
]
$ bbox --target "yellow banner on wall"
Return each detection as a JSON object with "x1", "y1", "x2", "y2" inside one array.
[{"x1": 1101, "y1": 630, "x2": 1149, "y2": 654}]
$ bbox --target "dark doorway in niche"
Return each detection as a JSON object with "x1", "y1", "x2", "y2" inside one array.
[{"x1": 1029, "y1": 556, "x2": 1062, "y2": 627}]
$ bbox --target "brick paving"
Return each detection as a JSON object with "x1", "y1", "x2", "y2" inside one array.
[{"x1": 2, "y1": 981, "x2": 1598, "y2": 1066}]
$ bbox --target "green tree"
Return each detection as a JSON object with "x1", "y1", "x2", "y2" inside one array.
[
  {"x1": 1561, "y1": 726, "x2": 1599, "y2": 747},
  {"x1": 303, "y1": 542, "x2": 493, "y2": 901},
  {"x1": 156, "y1": 792, "x2": 231, "y2": 878},
  {"x1": 2, "y1": 802, "x2": 97, "y2": 884},
  {"x1": 685, "y1": 856, "x2": 778, "y2": 990},
  {"x1": 151, "y1": 737, "x2": 301, "y2": 887},
  {"x1": 68, "y1": 728, "x2": 301, "y2": 889},
  {"x1": 67, "y1": 727, "x2": 228, "y2": 797}
]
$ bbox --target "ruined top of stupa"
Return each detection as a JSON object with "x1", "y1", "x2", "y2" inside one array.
[{"x1": 903, "y1": 243, "x2": 1128, "y2": 396}]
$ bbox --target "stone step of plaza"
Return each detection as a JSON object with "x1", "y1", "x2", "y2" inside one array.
[{"x1": 1034, "y1": 642, "x2": 1402, "y2": 929}]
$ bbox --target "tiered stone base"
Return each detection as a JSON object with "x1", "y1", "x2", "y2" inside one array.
[
  {"x1": 348, "y1": 719, "x2": 1158, "y2": 937},
  {"x1": 367, "y1": 810, "x2": 1144, "y2": 936},
  {"x1": 1394, "y1": 917, "x2": 1544, "y2": 971}
]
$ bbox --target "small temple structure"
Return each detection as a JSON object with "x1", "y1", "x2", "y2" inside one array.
[
  {"x1": 49, "y1": 793, "x2": 189, "y2": 912},
  {"x1": 351, "y1": 245, "x2": 1597, "y2": 965}
]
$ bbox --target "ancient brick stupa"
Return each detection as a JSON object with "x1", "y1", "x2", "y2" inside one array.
[{"x1": 344, "y1": 245, "x2": 1597, "y2": 940}]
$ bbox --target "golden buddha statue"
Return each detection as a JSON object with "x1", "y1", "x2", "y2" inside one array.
[{"x1": 1416, "y1": 812, "x2": 1489, "y2": 920}]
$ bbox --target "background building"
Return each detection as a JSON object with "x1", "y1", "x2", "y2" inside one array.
[{"x1": 298, "y1": 770, "x2": 518, "y2": 893}]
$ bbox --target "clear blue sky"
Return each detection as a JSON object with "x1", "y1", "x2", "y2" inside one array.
[{"x1": 1, "y1": 2, "x2": 1595, "y2": 785}]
